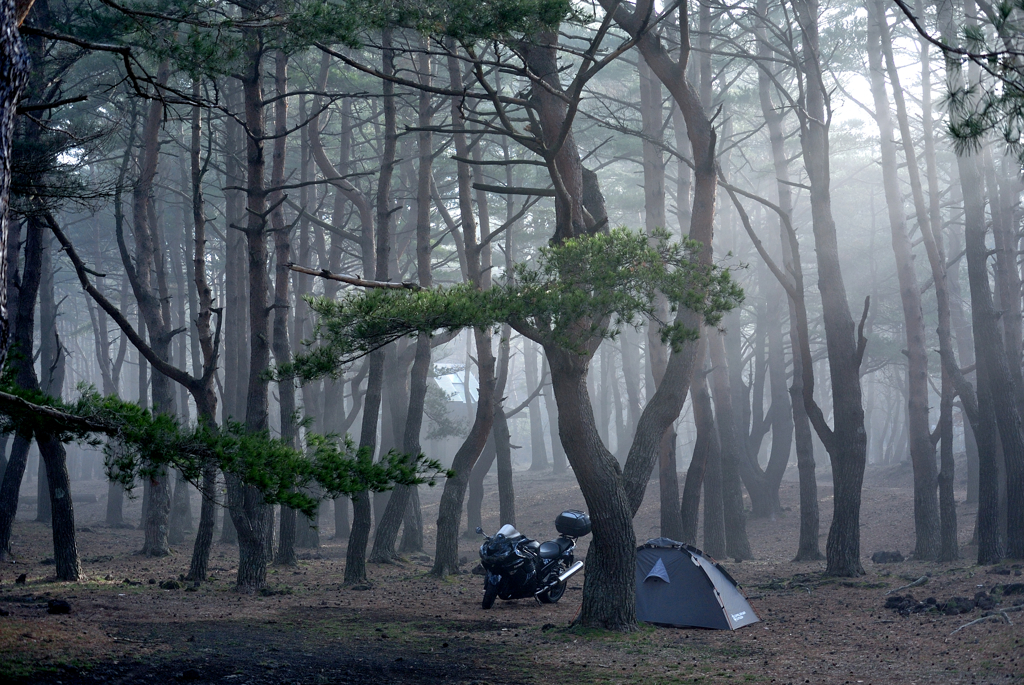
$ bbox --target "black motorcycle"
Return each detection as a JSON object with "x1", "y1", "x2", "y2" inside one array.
[{"x1": 476, "y1": 510, "x2": 591, "y2": 609}]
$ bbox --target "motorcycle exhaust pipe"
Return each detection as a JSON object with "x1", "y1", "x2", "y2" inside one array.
[
  {"x1": 558, "y1": 560, "x2": 584, "y2": 583},
  {"x1": 535, "y1": 560, "x2": 585, "y2": 596}
]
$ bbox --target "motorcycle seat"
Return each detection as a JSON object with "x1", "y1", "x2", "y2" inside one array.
[{"x1": 539, "y1": 537, "x2": 574, "y2": 559}]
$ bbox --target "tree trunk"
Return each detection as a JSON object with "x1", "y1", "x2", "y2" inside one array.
[
  {"x1": 543, "y1": 356, "x2": 566, "y2": 474},
  {"x1": 106, "y1": 479, "x2": 127, "y2": 528},
  {"x1": 0, "y1": 216, "x2": 44, "y2": 559},
  {"x1": 680, "y1": 344, "x2": 712, "y2": 546},
  {"x1": 466, "y1": 433, "x2": 496, "y2": 534},
  {"x1": 35, "y1": 452, "x2": 50, "y2": 523},
  {"x1": 399, "y1": 485, "x2": 423, "y2": 553},
  {"x1": 269, "y1": 50, "x2": 298, "y2": 568},
  {"x1": 228, "y1": 28, "x2": 273, "y2": 592},
  {"x1": 35, "y1": 231, "x2": 60, "y2": 526},
  {"x1": 345, "y1": 30, "x2": 400, "y2": 580},
  {"x1": 525, "y1": 339, "x2": 549, "y2": 471},
  {"x1": 867, "y1": 0, "x2": 939, "y2": 559},
  {"x1": 429, "y1": 43, "x2": 499, "y2": 577},
  {"x1": 394, "y1": 45, "x2": 433, "y2": 558},
  {"x1": 708, "y1": 330, "x2": 753, "y2": 560},
  {"x1": 183, "y1": 77, "x2": 222, "y2": 581},
  {"x1": 764, "y1": 292, "x2": 793, "y2": 518},
  {"x1": 38, "y1": 434, "x2": 79, "y2": 581},
  {"x1": 754, "y1": 0, "x2": 820, "y2": 560},
  {"x1": 792, "y1": 0, "x2": 869, "y2": 576},
  {"x1": 223, "y1": 77, "x2": 249, "y2": 426},
  {"x1": 547, "y1": 346, "x2": 636, "y2": 630},
  {"x1": 168, "y1": 470, "x2": 193, "y2": 545},
  {"x1": 431, "y1": 329, "x2": 495, "y2": 576},
  {"x1": 370, "y1": 335, "x2": 430, "y2": 562},
  {"x1": 0, "y1": 0, "x2": 32, "y2": 370},
  {"x1": 494, "y1": 408, "x2": 516, "y2": 528},
  {"x1": 963, "y1": 156, "x2": 1021, "y2": 561},
  {"x1": 124, "y1": 59, "x2": 175, "y2": 559},
  {"x1": 186, "y1": 462, "x2": 217, "y2": 581},
  {"x1": 619, "y1": 330, "x2": 642, "y2": 450}
]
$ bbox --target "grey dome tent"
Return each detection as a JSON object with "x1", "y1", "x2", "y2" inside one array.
[{"x1": 635, "y1": 538, "x2": 760, "y2": 630}]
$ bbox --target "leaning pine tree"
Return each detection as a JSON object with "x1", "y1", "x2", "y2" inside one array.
[{"x1": 294, "y1": 227, "x2": 742, "y2": 631}]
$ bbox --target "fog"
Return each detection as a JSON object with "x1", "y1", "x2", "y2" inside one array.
[{"x1": 2, "y1": 0, "x2": 1022, "y2": 624}]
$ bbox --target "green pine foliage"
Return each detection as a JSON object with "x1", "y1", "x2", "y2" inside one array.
[
  {"x1": 290, "y1": 228, "x2": 743, "y2": 380},
  {"x1": 0, "y1": 381, "x2": 450, "y2": 518},
  {"x1": 943, "y1": 0, "x2": 1024, "y2": 163}
]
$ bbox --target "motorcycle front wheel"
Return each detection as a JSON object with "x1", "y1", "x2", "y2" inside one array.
[
  {"x1": 482, "y1": 576, "x2": 499, "y2": 609},
  {"x1": 536, "y1": 578, "x2": 566, "y2": 604}
]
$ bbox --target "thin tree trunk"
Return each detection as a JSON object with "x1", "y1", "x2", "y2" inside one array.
[
  {"x1": 429, "y1": 43, "x2": 498, "y2": 577},
  {"x1": 935, "y1": 0, "x2": 1012, "y2": 562},
  {"x1": 792, "y1": 0, "x2": 869, "y2": 576},
  {"x1": 0, "y1": 0, "x2": 32, "y2": 371},
  {"x1": 268, "y1": 49, "x2": 298, "y2": 568},
  {"x1": 125, "y1": 60, "x2": 175, "y2": 559},
  {"x1": 543, "y1": 355, "x2": 566, "y2": 473},
  {"x1": 229, "y1": 28, "x2": 273, "y2": 592},
  {"x1": 466, "y1": 433, "x2": 496, "y2": 534},
  {"x1": 638, "y1": 54, "x2": 682, "y2": 536},
  {"x1": 184, "y1": 78, "x2": 221, "y2": 582},
  {"x1": 0, "y1": 217, "x2": 44, "y2": 560},
  {"x1": 168, "y1": 470, "x2": 193, "y2": 545},
  {"x1": 38, "y1": 434, "x2": 79, "y2": 581},
  {"x1": 867, "y1": 0, "x2": 939, "y2": 559},
  {"x1": 680, "y1": 343, "x2": 711, "y2": 546},
  {"x1": 708, "y1": 330, "x2": 753, "y2": 560},
  {"x1": 346, "y1": 28, "x2": 398, "y2": 581},
  {"x1": 525, "y1": 339, "x2": 548, "y2": 471},
  {"x1": 910, "y1": 0, "x2": 958, "y2": 561}
]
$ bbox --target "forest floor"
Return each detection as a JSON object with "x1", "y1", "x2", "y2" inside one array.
[{"x1": 1, "y1": 464, "x2": 1022, "y2": 685}]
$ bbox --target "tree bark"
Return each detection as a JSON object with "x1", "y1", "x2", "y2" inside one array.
[
  {"x1": 466, "y1": 432, "x2": 495, "y2": 534},
  {"x1": 546, "y1": 345, "x2": 636, "y2": 630},
  {"x1": 493, "y1": 330, "x2": 516, "y2": 528},
  {"x1": 0, "y1": 0, "x2": 32, "y2": 370},
  {"x1": 395, "y1": 44, "x2": 432, "y2": 557},
  {"x1": 229, "y1": 28, "x2": 273, "y2": 592},
  {"x1": 542, "y1": 355, "x2": 566, "y2": 473},
  {"x1": 268, "y1": 50, "x2": 299, "y2": 568},
  {"x1": 525, "y1": 339, "x2": 548, "y2": 471},
  {"x1": 751, "y1": 1, "x2": 821, "y2": 559},
  {"x1": 38, "y1": 433, "x2": 79, "y2": 580},
  {"x1": 936, "y1": 0, "x2": 1014, "y2": 562},
  {"x1": 168, "y1": 470, "x2": 193, "y2": 545},
  {"x1": 680, "y1": 343, "x2": 711, "y2": 547},
  {"x1": 708, "y1": 330, "x2": 753, "y2": 560},
  {"x1": 346, "y1": 28, "x2": 399, "y2": 580},
  {"x1": 429, "y1": 43, "x2": 498, "y2": 577},
  {"x1": 125, "y1": 59, "x2": 175, "y2": 559},
  {"x1": 637, "y1": 55, "x2": 682, "y2": 540},
  {"x1": 0, "y1": 216, "x2": 44, "y2": 560},
  {"x1": 867, "y1": 0, "x2": 939, "y2": 559},
  {"x1": 792, "y1": 0, "x2": 869, "y2": 576}
]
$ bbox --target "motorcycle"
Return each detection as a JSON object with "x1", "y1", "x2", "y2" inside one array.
[{"x1": 475, "y1": 509, "x2": 591, "y2": 609}]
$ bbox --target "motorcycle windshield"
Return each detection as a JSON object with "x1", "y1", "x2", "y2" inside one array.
[{"x1": 496, "y1": 524, "x2": 521, "y2": 538}]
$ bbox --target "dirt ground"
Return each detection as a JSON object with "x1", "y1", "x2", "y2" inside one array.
[{"x1": 1, "y1": 465, "x2": 1022, "y2": 685}]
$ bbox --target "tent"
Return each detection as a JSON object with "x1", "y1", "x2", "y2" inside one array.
[{"x1": 635, "y1": 538, "x2": 760, "y2": 630}]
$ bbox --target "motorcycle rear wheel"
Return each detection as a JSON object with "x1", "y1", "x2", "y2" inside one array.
[
  {"x1": 482, "y1": 577, "x2": 499, "y2": 609},
  {"x1": 537, "y1": 579, "x2": 566, "y2": 604}
]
